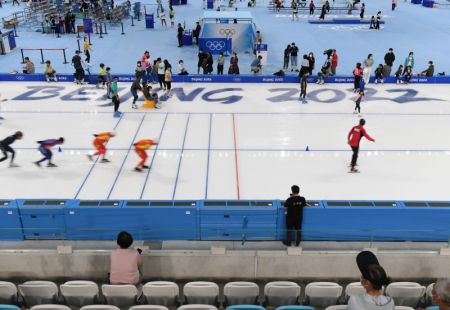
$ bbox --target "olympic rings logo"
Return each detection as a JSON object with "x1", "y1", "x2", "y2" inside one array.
[
  {"x1": 205, "y1": 40, "x2": 225, "y2": 50},
  {"x1": 16, "y1": 76, "x2": 25, "y2": 80},
  {"x1": 219, "y1": 28, "x2": 236, "y2": 36}
]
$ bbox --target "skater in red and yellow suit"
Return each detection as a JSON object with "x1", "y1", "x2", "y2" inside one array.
[
  {"x1": 88, "y1": 131, "x2": 116, "y2": 162},
  {"x1": 134, "y1": 139, "x2": 158, "y2": 172}
]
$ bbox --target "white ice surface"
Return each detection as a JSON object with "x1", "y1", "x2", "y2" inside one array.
[{"x1": 1, "y1": 82, "x2": 450, "y2": 200}]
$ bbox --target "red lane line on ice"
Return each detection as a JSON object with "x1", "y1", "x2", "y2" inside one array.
[{"x1": 232, "y1": 113, "x2": 241, "y2": 200}]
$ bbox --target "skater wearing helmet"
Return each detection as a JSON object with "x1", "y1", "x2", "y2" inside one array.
[
  {"x1": 134, "y1": 139, "x2": 158, "y2": 172},
  {"x1": 348, "y1": 119, "x2": 375, "y2": 173},
  {"x1": 0, "y1": 131, "x2": 23, "y2": 168},
  {"x1": 34, "y1": 137, "x2": 65, "y2": 167}
]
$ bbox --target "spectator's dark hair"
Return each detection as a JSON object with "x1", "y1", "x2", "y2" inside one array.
[
  {"x1": 359, "y1": 118, "x2": 366, "y2": 126},
  {"x1": 291, "y1": 185, "x2": 300, "y2": 194},
  {"x1": 117, "y1": 231, "x2": 133, "y2": 249},
  {"x1": 363, "y1": 264, "x2": 390, "y2": 290}
]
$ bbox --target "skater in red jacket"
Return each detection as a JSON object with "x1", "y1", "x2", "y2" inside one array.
[{"x1": 347, "y1": 118, "x2": 375, "y2": 173}]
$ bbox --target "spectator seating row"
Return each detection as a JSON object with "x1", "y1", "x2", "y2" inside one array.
[{"x1": 0, "y1": 281, "x2": 434, "y2": 309}]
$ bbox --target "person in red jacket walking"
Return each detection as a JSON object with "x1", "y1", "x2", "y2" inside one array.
[
  {"x1": 347, "y1": 118, "x2": 375, "y2": 173},
  {"x1": 331, "y1": 49, "x2": 338, "y2": 75}
]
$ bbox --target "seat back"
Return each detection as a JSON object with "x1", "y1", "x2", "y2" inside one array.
[
  {"x1": 0, "y1": 305, "x2": 21, "y2": 310},
  {"x1": 386, "y1": 282, "x2": 426, "y2": 307},
  {"x1": 80, "y1": 306, "x2": 121, "y2": 310},
  {"x1": 394, "y1": 307, "x2": 415, "y2": 310},
  {"x1": 183, "y1": 282, "x2": 219, "y2": 305},
  {"x1": 324, "y1": 306, "x2": 347, "y2": 310},
  {"x1": 177, "y1": 305, "x2": 218, "y2": 310},
  {"x1": 60, "y1": 281, "x2": 99, "y2": 308},
  {"x1": 101, "y1": 285, "x2": 137, "y2": 308},
  {"x1": 305, "y1": 282, "x2": 343, "y2": 309},
  {"x1": 344, "y1": 282, "x2": 365, "y2": 300},
  {"x1": 275, "y1": 306, "x2": 315, "y2": 310},
  {"x1": 263, "y1": 281, "x2": 301, "y2": 307},
  {"x1": 226, "y1": 306, "x2": 265, "y2": 310},
  {"x1": 224, "y1": 282, "x2": 259, "y2": 306},
  {"x1": 425, "y1": 283, "x2": 435, "y2": 306},
  {"x1": 18, "y1": 281, "x2": 59, "y2": 308},
  {"x1": 142, "y1": 281, "x2": 179, "y2": 307},
  {"x1": 129, "y1": 306, "x2": 169, "y2": 310},
  {"x1": 30, "y1": 305, "x2": 72, "y2": 310},
  {"x1": 0, "y1": 281, "x2": 18, "y2": 304}
]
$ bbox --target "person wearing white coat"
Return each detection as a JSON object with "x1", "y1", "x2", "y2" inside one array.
[{"x1": 363, "y1": 54, "x2": 374, "y2": 84}]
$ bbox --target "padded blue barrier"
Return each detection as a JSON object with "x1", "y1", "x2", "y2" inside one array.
[
  {"x1": 17, "y1": 199, "x2": 74, "y2": 240},
  {"x1": 1, "y1": 74, "x2": 450, "y2": 84},
  {"x1": 0, "y1": 200, "x2": 23, "y2": 241},
  {"x1": 200, "y1": 200, "x2": 278, "y2": 241},
  {"x1": 2, "y1": 199, "x2": 450, "y2": 241},
  {"x1": 65, "y1": 200, "x2": 198, "y2": 240}
]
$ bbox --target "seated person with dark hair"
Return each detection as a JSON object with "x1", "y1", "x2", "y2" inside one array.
[
  {"x1": 110, "y1": 231, "x2": 143, "y2": 285},
  {"x1": 420, "y1": 61, "x2": 434, "y2": 77}
]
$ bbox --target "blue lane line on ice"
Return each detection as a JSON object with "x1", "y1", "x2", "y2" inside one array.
[
  {"x1": 13, "y1": 147, "x2": 450, "y2": 152},
  {"x1": 73, "y1": 113, "x2": 125, "y2": 199},
  {"x1": 172, "y1": 114, "x2": 191, "y2": 200},
  {"x1": 107, "y1": 114, "x2": 147, "y2": 200},
  {"x1": 5, "y1": 110, "x2": 450, "y2": 117},
  {"x1": 139, "y1": 113, "x2": 169, "y2": 200},
  {"x1": 204, "y1": 114, "x2": 212, "y2": 200}
]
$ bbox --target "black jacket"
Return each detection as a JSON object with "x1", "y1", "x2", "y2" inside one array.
[{"x1": 384, "y1": 52, "x2": 395, "y2": 66}]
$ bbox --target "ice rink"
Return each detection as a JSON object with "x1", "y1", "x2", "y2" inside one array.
[{"x1": 1, "y1": 82, "x2": 450, "y2": 201}]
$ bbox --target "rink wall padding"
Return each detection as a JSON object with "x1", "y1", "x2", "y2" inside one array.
[
  {"x1": 1, "y1": 74, "x2": 450, "y2": 84},
  {"x1": 1, "y1": 199, "x2": 450, "y2": 242}
]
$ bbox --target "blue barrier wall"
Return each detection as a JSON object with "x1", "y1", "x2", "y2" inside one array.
[
  {"x1": 1, "y1": 73, "x2": 450, "y2": 84},
  {"x1": 2, "y1": 199, "x2": 450, "y2": 242}
]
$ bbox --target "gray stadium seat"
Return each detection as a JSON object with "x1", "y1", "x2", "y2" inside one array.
[
  {"x1": 129, "y1": 306, "x2": 169, "y2": 310},
  {"x1": 425, "y1": 283, "x2": 435, "y2": 306},
  {"x1": 224, "y1": 282, "x2": 259, "y2": 306},
  {"x1": 177, "y1": 305, "x2": 218, "y2": 310},
  {"x1": 0, "y1": 281, "x2": 18, "y2": 304},
  {"x1": 60, "y1": 280, "x2": 99, "y2": 308},
  {"x1": 80, "y1": 306, "x2": 120, "y2": 310},
  {"x1": 305, "y1": 282, "x2": 343, "y2": 309},
  {"x1": 142, "y1": 281, "x2": 179, "y2": 307},
  {"x1": 263, "y1": 281, "x2": 301, "y2": 307},
  {"x1": 386, "y1": 282, "x2": 426, "y2": 307},
  {"x1": 344, "y1": 282, "x2": 365, "y2": 300},
  {"x1": 183, "y1": 282, "x2": 219, "y2": 305},
  {"x1": 324, "y1": 306, "x2": 347, "y2": 310},
  {"x1": 18, "y1": 281, "x2": 59, "y2": 308},
  {"x1": 30, "y1": 305, "x2": 71, "y2": 310},
  {"x1": 394, "y1": 307, "x2": 415, "y2": 310},
  {"x1": 101, "y1": 285, "x2": 138, "y2": 308}
]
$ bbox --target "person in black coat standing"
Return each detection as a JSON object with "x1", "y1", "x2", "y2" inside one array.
[
  {"x1": 383, "y1": 48, "x2": 395, "y2": 76},
  {"x1": 177, "y1": 23, "x2": 184, "y2": 47},
  {"x1": 284, "y1": 185, "x2": 309, "y2": 247}
]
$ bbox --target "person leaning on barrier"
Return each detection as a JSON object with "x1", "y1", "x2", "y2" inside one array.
[
  {"x1": 44, "y1": 60, "x2": 57, "y2": 82},
  {"x1": 22, "y1": 57, "x2": 35, "y2": 74},
  {"x1": 284, "y1": 185, "x2": 309, "y2": 247}
]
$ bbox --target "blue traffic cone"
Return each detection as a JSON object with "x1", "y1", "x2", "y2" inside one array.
[
  {"x1": 58, "y1": 146, "x2": 62, "y2": 152},
  {"x1": 305, "y1": 146, "x2": 309, "y2": 151}
]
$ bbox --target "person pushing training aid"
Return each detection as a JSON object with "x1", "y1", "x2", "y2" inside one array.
[{"x1": 0, "y1": 131, "x2": 23, "y2": 168}]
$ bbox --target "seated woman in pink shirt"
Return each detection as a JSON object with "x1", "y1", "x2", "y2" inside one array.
[{"x1": 110, "y1": 231, "x2": 143, "y2": 285}]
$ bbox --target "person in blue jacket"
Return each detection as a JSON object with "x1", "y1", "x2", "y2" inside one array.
[{"x1": 34, "y1": 137, "x2": 65, "y2": 167}]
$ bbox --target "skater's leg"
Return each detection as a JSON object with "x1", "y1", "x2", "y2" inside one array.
[
  {"x1": 0, "y1": 145, "x2": 8, "y2": 162},
  {"x1": 93, "y1": 143, "x2": 106, "y2": 157},
  {"x1": 350, "y1": 146, "x2": 359, "y2": 168}
]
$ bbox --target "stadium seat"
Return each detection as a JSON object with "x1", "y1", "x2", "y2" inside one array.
[
  {"x1": 226, "y1": 306, "x2": 265, "y2": 310},
  {"x1": 0, "y1": 281, "x2": 18, "y2": 304},
  {"x1": 394, "y1": 307, "x2": 415, "y2": 310},
  {"x1": 344, "y1": 282, "x2": 365, "y2": 300},
  {"x1": 183, "y1": 282, "x2": 219, "y2": 305},
  {"x1": 177, "y1": 305, "x2": 218, "y2": 310},
  {"x1": 425, "y1": 283, "x2": 435, "y2": 306},
  {"x1": 129, "y1": 306, "x2": 169, "y2": 310},
  {"x1": 80, "y1": 306, "x2": 120, "y2": 310},
  {"x1": 324, "y1": 306, "x2": 347, "y2": 310},
  {"x1": 275, "y1": 306, "x2": 314, "y2": 310},
  {"x1": 142, "y1": 282, "x2": 179, "y2": 307},
  {"x1": 0, "y1": 305, "x2": 21, "y2": 310},
  {"x1": 30, "y1": 305, "x2": 72, "y2": 310},
  {"x1": 224, "y1": 282, "x2": 259, "y2": 306},
  {"x1": 18, "y1": 281, "x2": 59, "y2": 308},
  {"x1": 101, "y1": 285, "x2": 138, "y2": 308},
  {"x1": 263, "y1": 281, "x2": 301, "y2": 307},
  {"x1": 385, "y1": 282, "x2": 426, "y2": 307},
  {"x1": 60, "y1": 280, "x2": 100, "y2": 308},
  {"x1": 305, "y1": 282, "x2": 343, "y2": 309}
]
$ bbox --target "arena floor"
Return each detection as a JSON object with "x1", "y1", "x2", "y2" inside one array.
[{"x1": 1, "y1": 82, "x2": 450, "y2": 201}]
